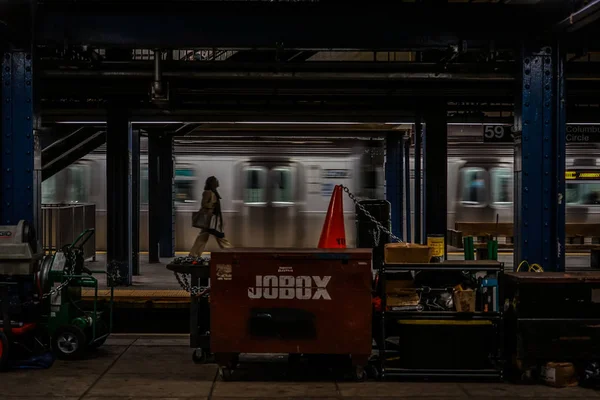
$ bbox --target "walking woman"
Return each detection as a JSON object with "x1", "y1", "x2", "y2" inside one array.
[{"x1": 189, "y1": 176, "x2": 233, "y2": 256}]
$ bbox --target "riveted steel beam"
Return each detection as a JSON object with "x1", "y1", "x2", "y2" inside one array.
[
  {"x1": 1, "y1": 51, "x2": 36, "y2": 228},
  {"x1": 514, "y1": 43, "x2": 566, "y2": 272}
]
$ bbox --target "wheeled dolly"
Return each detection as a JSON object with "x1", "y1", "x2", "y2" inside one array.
[{"x1": 38, "y1": 229, "x2": 114, "y2": 360}]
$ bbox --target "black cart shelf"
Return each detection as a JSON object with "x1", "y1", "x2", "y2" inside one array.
[{"x1": 375, "y1": 260, "x2": 504, "y2": 380}]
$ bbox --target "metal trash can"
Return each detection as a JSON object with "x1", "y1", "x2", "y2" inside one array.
[{"x1": 356, "y1": 200, "x2": 391, "y2": 269}]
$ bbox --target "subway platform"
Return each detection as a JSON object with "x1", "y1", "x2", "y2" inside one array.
[
  {"x1": 82, "y1": 251, "x2": 595, "y2": 304},
  {"x1": 1, "y1": 334, "x2": 597, "y2": 400}
]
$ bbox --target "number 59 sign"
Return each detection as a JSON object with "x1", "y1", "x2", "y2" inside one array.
[{"x1": 483, "y1": 125, "x2": 514, "y2": 143}]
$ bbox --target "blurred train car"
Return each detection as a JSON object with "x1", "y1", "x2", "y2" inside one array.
[
  {"x1": 41, "y1": 137, "x2": 385, "y2": 252},
  {"x1": 41, "y1": 136, "x2": 600, "y2": 253}
]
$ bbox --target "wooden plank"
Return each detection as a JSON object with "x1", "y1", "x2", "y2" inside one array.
[
  {"x1": 456, "y1": 222, "x2": 600, "y2": 239},
  {"x1": 565, "y1": 224, "x2": 600, "y2": 237},
  {"x1": 565, "y1": 244, "x2": 600, "y2": 250},
  {"x1": 455, "y1": 222, "x2": 514, "y2": 237}
]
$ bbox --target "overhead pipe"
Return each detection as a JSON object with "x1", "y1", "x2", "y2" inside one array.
[
  {"x1": 40, "y1": 69, "x2": 514, "y2": 81},
  {"x1": 39, "y1": 69, "x2": 600, "y2": 81},
  {"x1": 152, "y1": 49, "x2": 165, "y2": 99},
  {"x1": 555, "y1": 0, "x2": 600, "y2": 32}
]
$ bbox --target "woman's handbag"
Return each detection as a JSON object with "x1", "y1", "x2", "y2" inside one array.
[
  {"x1": 192, "y1": 210, "x2": 225, "y2": 238},
  {"x1": 192, "y1": 209, "x2": 211, "y2": 229}
]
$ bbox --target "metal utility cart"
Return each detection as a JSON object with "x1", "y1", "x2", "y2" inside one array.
[
  {"x1": 166, "y1": 255, "x2": 211, "y2": 364},
  {"x1": 38, "y1": 229, "x2": 114, "y2": 359},
  {"x1": 0, "y1": 220, "x2": 45, "y2": 370},
  {"x1": 375, "y1": 260, "x2": 504, "y2": 379},
  {"x1": 503, "y1": 272, "x2": 600, "y2": 380}
]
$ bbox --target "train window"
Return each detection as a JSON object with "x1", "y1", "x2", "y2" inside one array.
[
  {"x1": 67, "y1": 164, "x2": 90, "y2": 203},
  {"x1": 244, "y1": 167, "x2": 267, "y2": 204},
  {"x1": 460, "y1": 167, "x2": 486, "y2": 205},
  {"x1": 174, "y1": 168, "x2": 197, "y2": 204},
  {"x1": 272, "y1": 167, "x2": 293, "y2": 203},
  {"x1": 566, "y1": 183, "x2": 600, "y2": 205},
  {"x1": 42, "y1": 175, "x2": 59, "y2": 204},
  {"x1": 490, "y1": 168, "x2": 512, "y2": 204}
]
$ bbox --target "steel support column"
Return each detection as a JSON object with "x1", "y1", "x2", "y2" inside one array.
[
  {"x1": 147, "y1": 133, "x2": 160, "y2": 263},
  {"x1": 158, "y1": 135, "x2": 174, "y2": 258},
  {"x1": 385, "y1": 134, "x2": 404, "y2": 240},
  {"x1": 131, "y1": 128, "x2": 140, "y2": 275},
  {"x1": 106, "y1": 106, "x2": 133, "y2": 285},
  {"x1": 423, "y1": 101, "x2": 448, "y2": 255},
  {"x1": 514, "y1": 44, "x2": 566, "y2": 272},
  {"x1": 404, "y1": 135, "x2": 412, "y2": 243},
  {"x1": 1, "y1": 51, "x2": 37, "y2": 230},
  {"x1": 414, "y1": 112, "x2": 423, "y2": 244}
]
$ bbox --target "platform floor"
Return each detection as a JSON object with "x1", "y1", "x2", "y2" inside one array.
[
  {"x1": 82, "y1": 252, "x2": 595, "y2": 299},
  {"x1": 1, "y1": 334, "x2": 597, "y2": 400}
]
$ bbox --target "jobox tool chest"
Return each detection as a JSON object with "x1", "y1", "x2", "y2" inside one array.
[{"x1": 210, "y1": 248, "x2": 373, "y2": 379}]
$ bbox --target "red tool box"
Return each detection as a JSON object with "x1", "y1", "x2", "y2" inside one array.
[{"x1": 210, "y1": 248, "x2": 373, "y2": 379}]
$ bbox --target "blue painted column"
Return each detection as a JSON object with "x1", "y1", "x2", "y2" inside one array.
[
  {"x1": 385, "y1": 134, "x2": 404, "y2": 240},
  {"x1": 514, "y1": 43, "x2": 566, "y2": 272},
  {"x1": 1, "y1": 51, "x2": 36, "y2": 227}
]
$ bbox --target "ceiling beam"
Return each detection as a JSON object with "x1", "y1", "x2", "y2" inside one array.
[
  {"x1": 555, "y1": 0, "x2": 600, "y2": 33},
  {"x1": 35, "y1": 2, "x2": 563, "y2": 50}
]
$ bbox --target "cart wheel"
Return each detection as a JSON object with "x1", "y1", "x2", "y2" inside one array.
[
  {"x1": 192, "y1": 348, "x2": 207, "y2": 364},
  {"x1": 0, "y1": 331, "x2": 9, "y2": 371},
  {"x1": 220, "y1": 367, "x2": 233, "y2": 381},
  {"x1": 52, "y1": 325, "x2": 88, "y2": 360},
  {"x1": 353, "y1": 365, "x2": 367, "y2": 382},
  {"x1": 366, "y1": 364, "x2": 380, "y2": 380}
]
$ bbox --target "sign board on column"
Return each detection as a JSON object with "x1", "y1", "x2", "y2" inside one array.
[
  {"x1": 483, "y1": 124, "x2": 600, "y2": 143},
  {"x1": 566, "y1": 125, "x2": 600, "y2": 143},
  {"x1": 482, "y1": 125, "x2": 514, "y2": 143}
]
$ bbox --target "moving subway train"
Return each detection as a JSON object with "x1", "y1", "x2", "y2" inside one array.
[{"x1": 41, "y1": 137, "x2": 600, "y2": 252}]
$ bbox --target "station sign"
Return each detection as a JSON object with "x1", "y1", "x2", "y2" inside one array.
[
  {"x1": 565, "y1": 170, "x2": 600, "y2": 181},
  {"x1": 482, "y1": 125, "x2": 514, "y2": 143},
  {"x1": 566, "y1": 125, "x2": 600, "y2": 143},
  {"x1": 482, "y1": 124, "x2": 600, "y2": 143}
]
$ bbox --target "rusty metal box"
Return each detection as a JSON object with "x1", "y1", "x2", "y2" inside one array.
[{"x1": 210, "y1": 248, "x2": 373, "y2": 364}]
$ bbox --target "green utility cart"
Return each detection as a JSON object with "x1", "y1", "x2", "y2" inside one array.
[{"x1": 37, "y1": 229, "x2": 114, "y2": 360}]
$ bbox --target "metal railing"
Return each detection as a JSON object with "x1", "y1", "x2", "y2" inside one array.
[{"x1": 42, "y1": 203, "x2": 96, "y2": 260}]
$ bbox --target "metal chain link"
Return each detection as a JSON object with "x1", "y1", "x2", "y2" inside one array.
[
  {"x1": 172, "y1": 256, "x2": 210, "y2": 297},
  {"x1": 339, "y1": 185, "x2": 403, "y2": 243},
  {"x1": 173, "y1": 271, "x2": 209, "y2": 297}
]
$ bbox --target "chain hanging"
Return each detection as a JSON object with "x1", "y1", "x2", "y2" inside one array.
[
  {"x1": 172, "y1": 256, "x2": 210, "y2": 297},
  {"x1": 339, "y1": 185, "x2": 403, "y2": 243}
]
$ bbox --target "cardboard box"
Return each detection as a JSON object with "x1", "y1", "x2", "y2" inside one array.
[
  {"x1": 453, "y1": 289, "x2": 476, "y2": 312},
  {"x1": 384, "y1": 243, "x2": 432, "y2": 264},
  {"x1": 540, "y1": 362, "x2": 578, "y2": 388}
]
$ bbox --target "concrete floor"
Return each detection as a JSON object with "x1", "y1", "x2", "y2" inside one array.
[{"x1": 1, "y1": 335, "x2": 597, "y2": 400}]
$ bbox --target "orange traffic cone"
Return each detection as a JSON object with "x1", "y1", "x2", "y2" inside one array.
[{"x1": 318, "y1": 185, "x2": 347, "y2": 248}]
